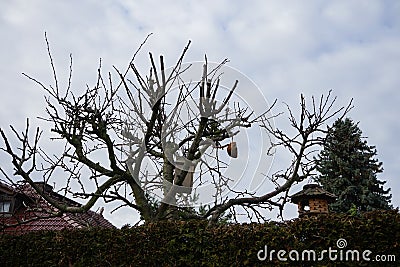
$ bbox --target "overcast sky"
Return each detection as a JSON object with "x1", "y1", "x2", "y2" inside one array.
[{"x1": 1, "y1": 1, "x2": 399, "y2": 227}]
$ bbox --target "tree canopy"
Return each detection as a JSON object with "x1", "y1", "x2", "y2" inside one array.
[{"x1": 315, "y1": 118, "x2": 392, "y2": 213}]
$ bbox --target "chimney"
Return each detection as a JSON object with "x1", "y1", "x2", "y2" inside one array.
[{"x1": 33, "y1": 182, "x2": 54, "y2": 193}]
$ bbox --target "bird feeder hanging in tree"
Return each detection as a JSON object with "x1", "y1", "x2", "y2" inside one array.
[
  {"x1": 227, "y1": 140, "x2": 238, "y2": 158},
  {"x1": 174, "y1": 157, "x2": 195, "y2": 194}
]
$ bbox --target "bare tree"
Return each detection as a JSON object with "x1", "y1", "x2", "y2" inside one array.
[
  {"x1": 206, "y1": 91, "x2": 353, "y2": 223},
  {"x1": 0, "y1": 34, "x2": 352, "y2": 226}
]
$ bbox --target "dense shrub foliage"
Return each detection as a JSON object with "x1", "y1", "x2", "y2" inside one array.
[{"x1": 1, "y1": 210, "x2": 398, "y2": 266}]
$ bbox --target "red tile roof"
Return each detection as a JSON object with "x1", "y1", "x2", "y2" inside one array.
[{"x1": 0, "y1": 181, "x2": 114, "y2": 234}]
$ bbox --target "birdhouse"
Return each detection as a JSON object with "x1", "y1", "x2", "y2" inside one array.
[
  {"x1": 174, "y1": 157, "x2": 195, "y2": 194},
  {"x1": 290, "y1": 184, "x2": 336, "y2": 218}
]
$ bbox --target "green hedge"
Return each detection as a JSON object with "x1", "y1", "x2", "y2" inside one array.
[{"x1": 0, "y1": 210, "x2": 398, "y2": 266}]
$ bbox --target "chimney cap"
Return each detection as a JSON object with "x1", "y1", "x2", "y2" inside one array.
[
  {"x1": 33, "y1": 182, "x2": 53, "y2": 192},
  {"x1": 290, "y1": 183, "x2": 336, "y2": 203}
]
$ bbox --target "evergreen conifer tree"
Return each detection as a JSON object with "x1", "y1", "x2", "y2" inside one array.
[{"x1": 315, "y1": 118, "x2": 392, "y2": 212}]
